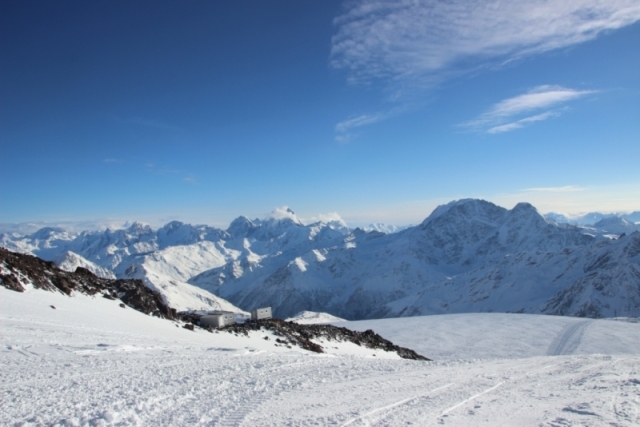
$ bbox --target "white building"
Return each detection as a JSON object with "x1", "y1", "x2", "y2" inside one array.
[
  {"x1": 251, "y1": 307, "x2": 272, "y2": 320},
  {"x1": 199, "y1": 311, "x2": 236, "y2": 328}
]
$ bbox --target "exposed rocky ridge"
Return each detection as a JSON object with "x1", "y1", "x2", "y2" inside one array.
[
  {"x1": 541, "y1": 232, "x2": 640, "y2": 317},
  {"x1": 219, "y1": 318, "x2": 430, "y2": 360},
  {"x1": 0, "y1": 248, "x2": 176, "y2": 320}
]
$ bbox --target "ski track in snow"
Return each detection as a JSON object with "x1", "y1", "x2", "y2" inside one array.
[
  {"x1": 2, "y1": 288, "x2": 640, "y2": 426},
  {"x1": 546, "y1": 319, "x2": 592, "y2": 356}
]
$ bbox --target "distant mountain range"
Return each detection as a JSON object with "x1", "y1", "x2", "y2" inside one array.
[
  {"x1": 545, "y1": 211, "x2": 640, "y2": 226},
  {"x1": 2, "y1": 200, "x2": 639, "y2": 320}
]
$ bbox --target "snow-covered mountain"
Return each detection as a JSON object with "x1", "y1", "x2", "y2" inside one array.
[
  {"x1": 286, "y1": 311, "x2": 347, "y2": 324},
  {"x1": 53, "y1": 251, "x2": 116, "y2": 279},
  {"x1": 361, "y1": 223, "x2": 410, "y2": 234},
  {"x1": 0, "y1": 209, "x2": 350, "y2": 313},
  {"x1": 3, "y1": 200, "x2": 638, "y2": 320},
  {"x1": 589, "y1": 217, "x2": 640, "y2": 235},
  {"x1": 545, "y1": 210, "x2": 640, "y2": 226},
  {"x1": 192, "y1": 199, "x2": 633, "y2": 319}
]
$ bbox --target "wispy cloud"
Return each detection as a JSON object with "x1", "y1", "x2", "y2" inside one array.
[
  {"x1": 487, "y1": 111, "x2": 560, "y2": 134},
  {"x1": 331, "y1": 1, "x2": 640, "y2": 87},
  {"x1": 103, "y1": 158, "x2": 122, "y2": 164},
  {"x1": 463, "y1": 85, "x2": 595, "y2": 133},
  {"x1": 335, "y1": 112, "x2": 388, "y2": 133},
  {"x1": 521, "y1": 185, "x2": 585, "y2": 193},
  {"x1": 481, "y1": 86, "x2": 593, "y2": 121},
  {"x1": 183, "y1": 174, "x2": 198, "y2": 184},
  {"x1": 330, "y1": 0, "x2": 639, "y2": 136},
  {"x1": 334, "y1": 111, "x2": 389, "y2": 143},
  {"x1": 334, "y1": 107, "x2": 406, "y2": 142}
]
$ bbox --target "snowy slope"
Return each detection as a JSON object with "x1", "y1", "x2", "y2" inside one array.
[
  {"x1": 2, "y1": 286, "x2": 640, "y2": 426},
  {"x1": 337, "y1": 313, "x2": 640, "y2": 360},
  {"x1": 53, "y1": 250, "x2": 116, "y2": 279},
  {"x1": 286, "y1": 310, "x2": 347, "y2": 324},
  {"x1": 389, "y1": 231, "x2": 640, "y2": 318}
]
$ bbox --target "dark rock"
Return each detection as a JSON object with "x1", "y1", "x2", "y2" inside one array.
[
  {"x1": 0, "y1": 248, "x2": 176, "y2": 320},
  {"x1": 183, "y1": 323, "x2": 194, "y2": 331},
  {"x1": 221, "y1": 318, "x2": 430, "y2": 360}
]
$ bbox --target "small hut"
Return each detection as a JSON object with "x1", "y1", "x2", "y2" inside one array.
[
  {"x1": 199, "y1": 311, "x2": 236, "y2": 328},
  {"x1": 251, "y1": 307, "x2": 272, "y2": 321}
]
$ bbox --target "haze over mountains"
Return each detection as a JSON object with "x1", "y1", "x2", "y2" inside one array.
[{"x1": 2, "y1": 199, "x2": 639, "y2": 319}]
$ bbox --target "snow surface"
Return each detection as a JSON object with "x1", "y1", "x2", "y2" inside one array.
[
  {"x1": 336, "y1": 313, "x2": 640, "y2": 360},
  {"x1": 3, "y1": 287, "x2": 640, "y2": 426},
  {"x1": 286, "y1": 310, "x2": 347, "y2": 324}
]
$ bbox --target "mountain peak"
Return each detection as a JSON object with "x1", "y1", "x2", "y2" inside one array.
[
  {"x1": 127, "y1": 221, "x2": 153, "y2": 234},
  {"x1": 265, "y1": 206, "x2": 304, "y2": 226},
  {"x1": 227, "y1": 216, "x2": 258, "y2": 239},
  {"x1": 422, "y1": 198, "x2": 504, "y2": 226}
]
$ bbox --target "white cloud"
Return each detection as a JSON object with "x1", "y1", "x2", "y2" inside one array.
[
  {"x1": 334, "y1": 106, "x2": 407, "y2": 142},
  {"x1": 304, "y1": 212, "x2": 348, "y2": 227},
  {"x1": 335, "y1": 112, "x2": 388, "y2": 133},
  {"x1": 521, "y1": 185, "x2": 585, "y2": 193},
  {"x1": 331, "y1": 1, "x2": 640, "y2": 87},
  {"x1": 183, "y1": 174, "x2": 198, "y2": 184},
  {"x1": 482, "y1": 87, "x2": 593, "y2": 121},
  {"x1": 267, "y1": 206, "x2": 302, "y2": 223},
  {"x1": 492, "y1": 182, "x2": 640, "y2": 214},
  {"x1": 486, "y1": 110, "x2": 561, "y2": 133},
  {"x1": 464, "y1": 85, "x2": 595, "y2": 133}
]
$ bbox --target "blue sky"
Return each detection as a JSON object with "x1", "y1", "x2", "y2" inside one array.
[{"x1": 1, "y1": 0, "x2": 639, "y2": 229}]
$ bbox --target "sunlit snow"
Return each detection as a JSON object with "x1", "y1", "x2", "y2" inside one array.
[{"x1": 2, "y1": 286, "x2": 639, "y2": 426}]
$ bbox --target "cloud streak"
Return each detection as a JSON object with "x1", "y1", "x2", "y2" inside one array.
[
  {"x1": 331, "y1": 1, "x2": 640, "y2": 87},
  {"x1": 521, "y1": 185, "x2": 585, "y2": 193},
  {"x1": 464, "y1": 85, "x2": 595, "y2": 133},
  {"x1": 334, "y1": 106, "x2": 408, "y2": 142},
  {"x1": 335, "y1": 112, "x2": 388, "y2": 133}
]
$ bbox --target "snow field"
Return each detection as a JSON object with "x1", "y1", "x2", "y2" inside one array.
[
  {"x1": 336, "y1": 312, "x2": 640, "y2": 360},
  {"x1": 2, "y1": 288, "x2": 640, "y2": 426},
  {"x1": 285, "y1": 310, "x2": 347, "y2": 324}
]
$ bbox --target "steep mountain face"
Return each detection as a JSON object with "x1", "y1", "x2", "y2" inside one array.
[
  {"x1": 590, "y1": 217, "x2": 640, "y2": 235},
  {"x1": 2, "y1": 200, "x2": 638, "y2": 320},
  {"x1": 156, "y1": 221, "x2": 230, "y2": 249},
  {"x1": 53, "y1": 251, "x2": 116, "y2": 279},
  {"x1": 542, "y1": 232, "x2": 640, "y2": 318},
  {"x1": 191, "y1": 199, "x2": 625, "y2": 319}
]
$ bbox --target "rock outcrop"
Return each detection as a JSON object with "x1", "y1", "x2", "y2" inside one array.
[{"x1": 0, "y1": 247, "x2": 176, "y2": 320}]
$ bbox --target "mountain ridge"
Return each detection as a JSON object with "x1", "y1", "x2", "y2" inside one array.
[{"x1": 2, "y1": 199, "x2": 638, "y2": 320}]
